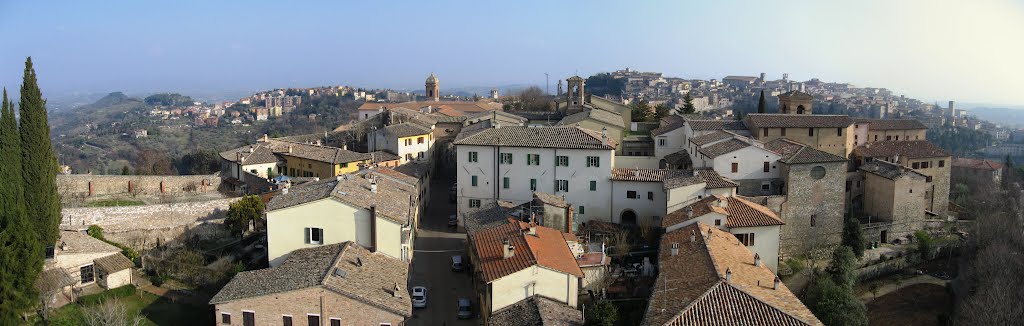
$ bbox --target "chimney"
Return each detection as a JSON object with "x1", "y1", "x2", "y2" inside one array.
[
  {"x1": 502, "y1": 239, "x2": 515, "y2": 259},
  {"x1": 773, "y1": 276, "x2": 781, "y2": 290},
  {"x1": 601, "y1": 127, "x2": 608, "y2": 146},
  {"x1": 370, "y1": 181, "x2": 378, "y2": 193},
  {"x1": 754, "y1": 253, "x2": 761, "y2": 267},
  {"x1": 718, "y1": 198, "x2": 728, "y2": 208},
  {"x1": 336, "y1": 175, "x2": 343, "y2": 182},
  {"x1": 393, "y1": 282, "x2": 402, "y2": 298},
  {"x1": 566, "y1": 206, "x2": 574, "y2": 233},
  {"x1": 725, "y1": 268, "x2": 732, "y2": 283},
  {"x1": 288, "y1": 145, "x2": 293, "y2": 153},
  {"x1": 236, "y1": 152, "x2": 243, "y2": 163},
  {"x1": 260, "y1": 134, "x2": 269, "y2": 142},
  {"x1": 526, "y1": 225, "x2": 537, "y2": 236},
  {"x1": 685, "y1": 207, "x2": 693, "y2": 218},
  {"x1": 690, "y1": 229, "x2": 696, "y2": 242},
  {"x1": 281, "y1": 187, "x2": 289, "y2": 195},
  {"x1": 670, "y1": 242, "x2": 679, "y2": 256}
]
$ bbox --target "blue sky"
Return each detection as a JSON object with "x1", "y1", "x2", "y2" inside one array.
[{"x1": 1, "y1": 0, "x2": 1022, "y2": 106}]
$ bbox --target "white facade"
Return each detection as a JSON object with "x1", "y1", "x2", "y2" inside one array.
[
  {"x1": 456, "y1": 145, "x2": 614, "y2": 228},
  {"x1": 609, "y1": 180, "x2": 668, "y2": 225},
  {"x1": 664, "y1": 211, "x2": 781, "y2": 272},
  {"x1": 653, "y1": 127, "x2": 687, "y2": 159},
  {"x1": 694, "y1": 145, "x2": 782, "y2": 182},
  {"x1": 487, "y1": 266, "x2": 579, "y2": 313}
]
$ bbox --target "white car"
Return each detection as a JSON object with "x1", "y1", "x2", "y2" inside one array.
[{"x1": 412, "y1": 286, "x2": 427, "y2": 308}]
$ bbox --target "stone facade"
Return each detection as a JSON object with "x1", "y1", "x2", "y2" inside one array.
[
  {"x1": 860, "y1": 171, "x2": 928, "y2": 242},
  {"x1": 56, "y1": 174, "x2": 222, "y2": 205},
  {"x1": 776, "y1": 161, "x2": 847, "y2": 256},
  {"x1": 213, "y1": 286, "x2": 406, "y2": 326},
  {"x1": 61, "y1": 198, "x2": 236, "y2": 250}
]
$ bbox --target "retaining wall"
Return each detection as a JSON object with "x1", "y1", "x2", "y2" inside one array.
[
  {"x1": 61, "y1": 198, "x2": 238, "y2": 250},
  {"x1": 57, "y1": 174, "x2": 222, "y2": 204}
]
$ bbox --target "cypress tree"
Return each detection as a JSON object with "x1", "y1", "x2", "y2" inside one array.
[
  {"x1": 18, "y1": 57, "x2": 62, "y2": 246},
  {"x1": 0, "y1": 89, "x2": 41, "y2": 322},
  {"x1": 757, "y1": 90, "x2": 767, "y2": 113}
]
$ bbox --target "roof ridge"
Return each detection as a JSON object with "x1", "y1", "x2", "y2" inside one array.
[
  {"x1": 662, "y1": 281, "x2": 728, "y2": 324},
  {"x1": 514, "y1": 220, "x2": 541, "y2": 266},
  {"x1": 724, "y1": 282, "x2": 814, "y2": 325}
]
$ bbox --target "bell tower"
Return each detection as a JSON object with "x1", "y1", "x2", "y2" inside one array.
[
  {"x1": 425, "y1": 73, "x2": 439, "y2": 101},
  {"x1": 565, "y1": 75, "x2": 585, "y2": 107},
  {"x1": 777, "y1": 91, "x2": 813, "y2": 115}
]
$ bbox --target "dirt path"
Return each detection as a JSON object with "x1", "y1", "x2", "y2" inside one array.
[{"x1": 859, "y1": 275, "x2": 948, "y2": 302}]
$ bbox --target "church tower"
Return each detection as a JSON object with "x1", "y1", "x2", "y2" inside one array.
[
  {"x1": 425, "y1": 73, "x2": 439, "y2": 101},
  {"x1": 777, "y1": 91, "x2": 813, "y2": 114},
  {"x1": 565, "y1": 76, "x2": 585, "y2": 107}
]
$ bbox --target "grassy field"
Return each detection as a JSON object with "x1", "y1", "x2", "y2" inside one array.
[
  {"x1": 86, "y1": 199, "x2": 146, "y2": 207},
  {"x1": 867, "y1": 283, "x2": 951, "y2": 326},
  {"x1": 41, "y1": 287, "x2": 210, "y2": 326}
]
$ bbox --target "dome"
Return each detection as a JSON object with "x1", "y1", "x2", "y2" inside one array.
[{"x1": 426, "y1": 73, "x2": 438, "y2": 84}]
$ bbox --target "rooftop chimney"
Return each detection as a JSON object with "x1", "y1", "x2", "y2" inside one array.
[
  {"x1": 288, "y1": 145, "x2": 293, "y2": 153},
  {"x1": 670, "y1": 242, "x2": 679, "y2": 256},
  {"x1": 260, "y1": 134, "x2": 269, "y2": 142},
  {"x1": 725, "y1": 268, "x2": 732, "y2": 283},
  {"x1": 370, "y1": 181, "x2": 378, "y2": 193},
  {"x1": 690, "y1": 230, "x2": 696, "y2": 242},
  {"x1": 754, "y1": 253, "x2": 761, "y2": 267},
  {"x1": 601, "y1": 127, "x2": 608, "y2": 146},
  {"x1": 773, "y1": 276, "x2": 781, "y2": 290},
  {"x1": 526, "y1": 225, "x2": 537, "y2": 236},
  {"x1": 502, "y1": 239, "x2": 515, "y2": 259},
  {"x1": 281, "y1": 187, "x2": 289, "y2": 195},
  {"x1": 685, "y1": 207, "x2": 693, "y2": 218},
  {"x1": 393, "y1": 282, "x2": 401, "y2": 298}
]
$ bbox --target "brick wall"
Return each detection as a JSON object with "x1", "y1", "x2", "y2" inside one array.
[
  {"x1": 214, "y1": 286, "x2": 406, "y2": 326},
  {"x1": 57, "y1": 174, "x2": 223, "y2": 204}
]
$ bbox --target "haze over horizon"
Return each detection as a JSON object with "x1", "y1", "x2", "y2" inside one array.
[{"x1": 1, "y1": 0, "x2": 1022, "y2": 107}]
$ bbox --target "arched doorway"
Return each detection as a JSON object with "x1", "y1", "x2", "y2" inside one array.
[
  {"x1": 796, "y1": 105, "x2": 805, "y2": 114},
  {"x1": 659, "y1": 159, "x2": 668, "y2": 169},
  {"x1": 620, "y1": 210, "x2": 637, "y2": 225}
]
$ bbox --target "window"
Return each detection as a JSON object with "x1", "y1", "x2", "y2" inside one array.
[
  {"x1": 846, "y1": 181, "x2": 852, "y2": 192},
  {"x1": 874, "y1": 135, "x2": 878, "y2": 141},
  {"x1": 658, "y1": 138, "x2": 666, "y2": 146},
  {"x1": 290, "y1": 168, "x2": 296, "y2": 176},
  {"x1": 503, "y1": 177, "x2": 510, "y2": 189},
  {"x1": 939, "y1": 160, "x2": 945, "y2": 167},
  {"x1": 45, "y1": 245, "x2": 54, "y2": 260},
  {"x1": 417, "y1": 137, "x2": 424, "y2": 144},
  {"x1": 556, "y1": 180, "x2": 569, "y2": 192},
  {"x1": 763, "y1": 128, "x2": 769, "y2": 137},
  {"x1": 556, "y1": 156, "x2": 568, "y2": 166},
  {"x1": 500, "y1": 153, "x2": 512, "y2": 164},
  {"x1": 780, "y1": 128, "x2": 786, "y2": 136},
  {"x1": 417, "y1": 152, "x2": 424, "y2": 159},
  {"x1": 468, "y1": 151, "x2": 478, "y2": 162},
  {"x1": 80, "y1": 264, "x2": 94, "y2": 283},
  {"x1": 243, "y1": 311, "x2": 255, "y2": 326},
  {"x1": 714, "y1": 219, "x2": 721, "y2": 226},
  {"x1": 895, "y1": 135, "x2": 899, "y2": 140},
  {"x1": 886, "y1": 135, "x2": 892, "y2": 140},
  {"x1": 221, "y1": 313, "x2": 231, "y2": 325},
  {"x1": 810, "y1": 166, "x2": 826, "y2": 179},
  {"x1": 589, "y1": 180, "x2": 597, "y2": 191},
  {"x1": 912, "y1": 162, "x2": 920, "y2": 169},
  {"x1": 627, "y1": 190, "x2": 638, "y2": 199},
  {"x1": 405, "y1": 139, "x2": 411, "y2": 146},
  {"x1": 648, "y1": 191, "x2": 654, "y2": 200},
  {"x1": 330, "y1": 318, "x2": 341, "y2": 326},
  {"x1": 530, "y1": 179, "x2": 537, "y2": 191},
  {"x1": 837, "y1": 128, "x2": 843, "y2": 136},
  {"x1": 808, "y1": 128, "x2": 814, "y2": 136},
  {"x1": 579, "y1": 206, "x2": 585, "y2": 214},
  {"x1": 909, "y1": 188, "x2": 913, "y2": 193},
  {"x1": 810, "y1": 214, "x2": 817, "y2": 227},
  {"x1": 921, "y1": 161, "x2": 930, "y2": 169},
  {"x1": 528, "y1": 154, "x2": 540, "y2": 165},
  {"x1": 731, "y1": 163, "x2": 738, "y2": 173},
  {"x1": 761, "y1": 182, "x2": 770, "y2": 191},
  {"x1": 763, "y1": 162, "x2": 770, "y2": 173},
  {"x1": 734, "y1": 233, "x2": 755, "y2": 246},
  {"x1": 471, "y1": 176, "x2": 478, "y2": 187},
  {"x1": 307, "y1": 314, "x2": 320, "y2": 326},
  {"x1": 283, "y1": 315, "x2": 293, "y2": 326},
  {"x1": 339, "y1": 163, "x2": 348, "y2": 168},
  {"x1": 586, "y1": 156, "x2": 600, "y2": 167},
  {"x1": 926, "y1": 176, "x2": 933, "y2": 183},
  {"x1": 305, "y1": 227, "x2": 324, "y2": 245},
  {"x1": 469, "y1": 199, "x2": 481, "y2": 208},
  {"x1": 405, "y1": 154, "x2": 413, "y2": 161}
]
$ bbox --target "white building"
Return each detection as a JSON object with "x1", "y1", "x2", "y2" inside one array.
[
  {"x1": 689, "y1": 133, "x2": 783, "y2": 196},
  {"x1": 369, "y1": 122, "x2": 434, "y2": 164},
  {"x1": 454, "y1": 126, "x2": 616, "y2": 228},
  {"x1": 662, "y1": 195, "x2": 784, "y2": 272}
]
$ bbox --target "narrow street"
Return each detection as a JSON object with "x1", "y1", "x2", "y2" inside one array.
[{"x1": 407, "y1": 166, "x2": 477, "y2": 325}]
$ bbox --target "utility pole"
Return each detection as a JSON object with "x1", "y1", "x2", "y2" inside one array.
[{"x1": 545, "y1": 73, "x2": 549, "y2": 95}]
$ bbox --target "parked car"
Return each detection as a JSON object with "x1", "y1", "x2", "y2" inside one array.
[
  {"x1": 449, "y1": 184, "x2": 457, "y2": 203},
  {"x1": 448, "y1": 214, "x2": 458, "y2": 228},
  {"x1": 411, "y1": 286, "x2": 427, "y2": 308},
  {"x1": 457, "y1": 298, "x2": 473, "y2": 319},
  {"x1": 451, "y1": 255, "x2": 464, "y2": 272}
]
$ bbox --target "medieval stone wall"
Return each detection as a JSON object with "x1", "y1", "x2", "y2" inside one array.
[
  {"x1": 778, "y1": 161, "x2": 847, "y2": 257},
  {"x1": 56, "y1": 174, "x2": 223, "y2": 205},
  {"x1": 61, "y1": 198, "x2": 237, "y2": 250}
]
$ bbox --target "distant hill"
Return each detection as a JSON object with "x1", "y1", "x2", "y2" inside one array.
[
  {"x1": 969, "y1": 107, "x2": 1024, "y2": 128},
  {"x1": 144, "y1": 93, "x2": 195, "y2": 106},
  {"x1": 77, "y1": 92, "x2": 140, "y2": 110}
]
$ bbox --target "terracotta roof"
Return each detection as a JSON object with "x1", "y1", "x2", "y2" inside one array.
[
  {"x1": 697, "y1": 139, "x2": 751, "y2": 158},
  {"x1": 663, "y1": 150, "x2": 693, "y2": 169},
  {"x1": 369, "y1": 151, "x2": 401, "y2": 163},
  {"x1": 853, "y1": 118, "x2": 928, "y2": 130},
  {"x1": 94, "y1": 254, "x2": 134, "y2": 273},
  {"x1": 471, "y1": 218, "x2": 583, "y2": 283},
  {"x1": 688, "y1": 119, "x2": 747, "y2": 131},
  {"x1": 219, "y1": 142, "x2": 279, "y2": 165},
  {"x1": 694, "y1": 168, "x2": 738, "y2": 189},
  {"x1": 952, "y1": 157, "x2": 1003, "y2": 170},
  {"x1": 384, "y1": 122, "x2": 432, "y2": 138},
  {"x1": 855, "y1": 140, "x2": 951, "y2": 159},
  {"x1": 454, "y1": 126, "x2": 616, "y2": 150},
  {"x1": 860, "y1": 160, "x2": 928, "y2": 181},
  {"x1": 534, "y1": 192, "x2": 569, "y2": 208},
  {"x1": 435, "y1": 107, "x2": 464, "y2": 117},
  {"x1": 744, "y1": 114, "x2": 853, "y2": 129},
  {"x1": 689, "y1": 130, "x2": 735, "y2": 146},
  {"x1": 463, "y1": 205, "x2": 516, "y2": 235},
  {"x1": 763, "y1": 138, "x2": 847, "y2": 164},
  {"x1": 266, "y1": 177, "x2": 413, "y2": 224},
  {"x1": 651, "y1": 120, "x2": 685, "y2": 136},
  {"x1": 465, "y1": 110, "x2": 529, "y2": 124},
  {"x1": 489, "y1": 295, "x2": 584, "y2": 326},
  {"x1": 611, "y1": 168, "x2": 690, "y2": 183},
  {"x1": 210, "y1": 242, "x2": 412, "y2": 317},
  {"x1": 663, "y1": 195, "x2": 783, "y2": 229},
  {"x1": 275, "y1": 140, "x2": 371, "y2": 164},
  {"x1": 56, "y1": 231, "x2": 119, "y2": 255},
  {"x1": 556, "y1": 108, "x2": 625, "y2": 129},
  {"x1": 642, "y1": 223, "x2": 822, "y2": 326}
]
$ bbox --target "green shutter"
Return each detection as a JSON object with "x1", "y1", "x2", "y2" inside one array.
[
  {"x1": 472, "y1": 175, "x2": 478, "y2": 186},
  {"x1": 530, "y1": 179, "x2": 537, "y2": 191},
  {"x1": 590, "y1": 181, "x2": 596, "y2": 191},
  {"x1": 579, "y1": 206, "x2": 585, "y2": 214},
  {"x1": 503, "y1": 177, "x2": 509, "y2": 189}
]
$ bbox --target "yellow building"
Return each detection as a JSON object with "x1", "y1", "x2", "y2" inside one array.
[
  {"x1": 744, "y1": 114, "x2": 855, "y2": 157},
  {"x1": 277, "y1": 141, "x2": 372, "y2": 178}
]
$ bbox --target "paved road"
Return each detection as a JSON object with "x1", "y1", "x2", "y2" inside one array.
[{"x1": 407, "y1": 167, "x2": 477, "y2": 326}]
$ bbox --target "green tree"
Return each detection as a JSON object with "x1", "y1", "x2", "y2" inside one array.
[
  {"x1": 842, "y1": 217, "x2": 865, "y2": 257},
  {"x1": 121, "y1": 166, "x2": 130, "y2": 175},
  {"x1": 805, "y1": 277, "x2": 868, "y2": 326},
  {"x1": 585, "y1": 300, "x2": 618, "y2": 326},
  {"x1": 630, "y1": 99, "x2": 654, "y2": 122},
  {"x1": 0, "y1": 88, "x2": 42, "y2": 322},
  {"x1": 678, "y1": 92, "x2": 696, "y2": 114},
  {"x1": 19, "y1": 57, "x2": 62, "y2": 246},
  {"x1": 585, "y1": 73, "x2": 626, "y2": 97},
  {"x1": 757, "y1": 90, "x2": 767, "y2": 113},
  {"x1": 654, "y1": 103, "x2": 671, "y2": 120},
  {"x1": 226, "y1": 195, "x2": 265, "y2": 236},
  {"x1": 827, "y1": 246, "x2": 857, "y2": 289},
  {"x1": 915, "y1": 230, "x2": 934, "y2": 260}
]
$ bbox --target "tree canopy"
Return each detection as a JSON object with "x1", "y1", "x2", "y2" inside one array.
[
  {"x1": 226, "y1": 195, "x2": 265, "y2": 236},
  {"x1": 585, "y1": 73, "x2": 626, "y2": 98}
]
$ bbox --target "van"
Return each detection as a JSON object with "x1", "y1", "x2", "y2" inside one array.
[{"x1": 450, "y1": 255, "x2": 464, "y2": 272}]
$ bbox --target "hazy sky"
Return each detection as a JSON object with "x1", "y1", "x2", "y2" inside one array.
[{"x1": 1, "y1": 0, "x2": 1022, "y2": 106}]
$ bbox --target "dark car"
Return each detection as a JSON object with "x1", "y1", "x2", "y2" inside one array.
[
  {"x1": 451, "y1": 255, "x2": 464, "y2": 272},
  {"x1": 457, "y1": 298, "x2": 473, "y2": 319},
  {"x1": 448, "y1": 214, "x2": 458, "y2": 228},
  {"x1": 449, "y1": 184, "x2": 457, "y2": 203}
]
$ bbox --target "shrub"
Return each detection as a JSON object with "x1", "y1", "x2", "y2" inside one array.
[
  {"x1": 78, "y1": 285, "x2": 137, "y2": 306},
  {"x1": 785, "y1": 258, "x2": 806, "y2": 274},
  {"x1": 86, "y1": 225, "x2": 140, "y2": 262},
  {"x1": 915, "y1": 230, "x2": 934, "y2": 260},
  {"x1": 586, "y1": 300, "x2": 618, "y2": 326}
]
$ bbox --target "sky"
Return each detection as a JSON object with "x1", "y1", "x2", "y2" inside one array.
[{"x1": 1, "y1": 0, "x2": 1023, "y2": 106}]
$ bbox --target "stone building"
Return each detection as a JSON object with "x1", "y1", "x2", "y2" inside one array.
[
  {"x1": 777, "y1": 90, "x2": 814, "y2": 114},
  {"x1": 425, "y1": 73, "x2": 439, "y2": 101},
  {"x1": 856, "y1": 160, "x2": 929, "y2": 243},
  {"x1": 952, "y1": 157, "x2": 1003, "y2": 184},
  {"x1": 744, "y1": 114, "x2": 855, "y2": 158},
  {"x1": 853, "y1": 140, "x2": 952, "y2": 217}
]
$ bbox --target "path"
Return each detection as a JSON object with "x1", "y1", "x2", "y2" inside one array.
[{"x1": 858, "y1": 275, "x2": 948, "y2": 302}]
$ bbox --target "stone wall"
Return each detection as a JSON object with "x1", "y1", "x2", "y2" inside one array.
[
  {"x1": 57, "y1": 174, "x2": 223, "y2": 204},
  {"x1": 61, "y1": 198, "x2": 238, "y2": 250},
  {"x1": 778, "y1": 161, "x2": 847, "y2": 257}
]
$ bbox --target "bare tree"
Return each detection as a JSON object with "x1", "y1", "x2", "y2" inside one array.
[
  {"x1": 611, "y1": 230, "x2": 632, "y2": 257},
  {"x1": 83, "y1": 298, "x2": 145, "y2": 326}
]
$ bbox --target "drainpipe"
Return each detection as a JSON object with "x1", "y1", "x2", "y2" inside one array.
[{"x1": 369, "y1": 206, "x2": 377, "y2": 251}]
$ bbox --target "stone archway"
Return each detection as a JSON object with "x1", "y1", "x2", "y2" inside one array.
[
  {"x1": 796, "y1": 105, "x2": 805, "y2": 114},
  {"x1": 620, "y1": 210, "x2": 638, "y2": 225}
]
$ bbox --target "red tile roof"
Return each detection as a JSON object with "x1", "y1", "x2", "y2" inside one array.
[
  {"x1": 663, "y1": 195, "x2": 783, "y2": 229},
  {"x1": 471, "y1": 218, "x2": 583, "y2": 283},
  {"x1": 952, "y1": 157, "x2": 1002, "y2": 170}
]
